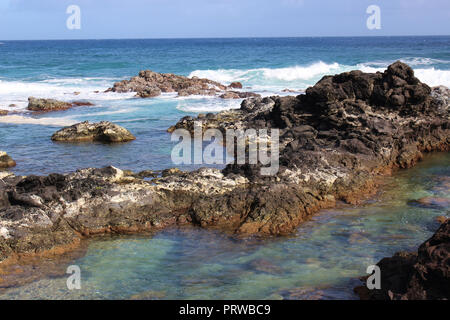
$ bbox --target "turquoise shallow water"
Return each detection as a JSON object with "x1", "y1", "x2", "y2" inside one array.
[{"x1": 1, "y1": 153, "x2": 448, "y2": 300}]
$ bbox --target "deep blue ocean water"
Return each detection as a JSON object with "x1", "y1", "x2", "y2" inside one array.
[{"x1": 0, "y1": 37, "x2": 449, "y2": 300}]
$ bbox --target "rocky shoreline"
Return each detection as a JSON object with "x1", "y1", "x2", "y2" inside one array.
[
  {"x1": 106, "y1": 69, "x2": 260, "y2": 99},
  {"x1": 0, "y1": 62, "x2": 449, "y2": 298},
  {"x1": 27, "y1": 97, "x2": 95, "y2": 113},
  {"x1": 354, "y1": 218, "x2": 449, "y2": 300}
]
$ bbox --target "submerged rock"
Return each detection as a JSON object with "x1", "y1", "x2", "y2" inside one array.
[
  {"x1": 129, "y1": 290, "x2": 166, "y2": 300},
  {"x1": 355, "y1": 218, "x2": 450, "y2": 300},
  {"x1": 248, "y1": 258, "x2": 282, "y2": 274},
  {"x1": 228, "y1": 82, "x2": 243, "y2": 89},
  {"x1": 107, "y1": 69, "x2": 259, "y2": 99},
  {"x1": 410, "y1": 197, "x2": 450, "y2": 209},
  {"x1": 51, "y1": 121, "x2": 136, "y2": 143},
  {"x1": 0, "y1": 151, "x2": 16, "y2": 168},
  {"x1": 71, "y1": 101, "x2": 95, "y2": 107}
]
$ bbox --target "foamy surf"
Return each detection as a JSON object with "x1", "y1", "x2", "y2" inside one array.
[
  {"x1": 0, "y1": 77, "x2": 136, "y2": 111},
  {"x1": 0, "y1": 115, "x2": 77, "y2": 127},
  {"x1": 1, "y1": 59, "x2": 448, "y2": 118},
  {"x1": 189, "y1": 59, "x2": 450, "y2": 92}
]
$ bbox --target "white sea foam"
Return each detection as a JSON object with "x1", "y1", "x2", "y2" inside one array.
[
  {"x1": 356, "y1": 64, "x2": 450, "y2": 87},
  {"x1": 0, "y1": 77, "x2": 135, "y2": 111},
  {"x1": 0, "y1": 115, "x2": 77, "y2": 127},
  {"x1": 411, "y1": 68, "x2": 450, "y2": 87},
  {"x1": 1, "y1": 60, "x2": 448, "y2": 119},
  {"x1": 189, "y1": 61, "x2": 341, "y2": 84},
  {"x1": 361, "y1": 57, "x2": 450, "y2": 68},
  {"x1": 262, "y1": 62, "x2": 341, "y2": 81},
  {"x1": 75, "y1": 108, "x2": 137, "y2": 117},
  {"x1": 176, "y1": 99, "x2": 241, "y2": 113}
]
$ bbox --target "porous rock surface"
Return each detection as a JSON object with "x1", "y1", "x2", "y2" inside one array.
[
  {"x1": 27, "y1": 97, "x2": 95, "y2": 112},
  {"x1": 107, "y1": 70, "x2": 260, "y2": 99}
]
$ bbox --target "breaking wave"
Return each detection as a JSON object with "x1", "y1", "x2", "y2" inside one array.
[
  {"x1": 190, "y1": 59, "x2": 450, "y2": 92},
  {"x1": 0, "y1": 77, "x2": 135, "y2": 111}
]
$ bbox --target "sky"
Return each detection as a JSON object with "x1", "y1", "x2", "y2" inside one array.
[{"x1": 0, "y1": 0, "x2": 449, "y2": 40}]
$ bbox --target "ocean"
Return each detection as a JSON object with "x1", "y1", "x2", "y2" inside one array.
[{"x1": 0, "y1": 36, "x2": 449, "y2": 299}]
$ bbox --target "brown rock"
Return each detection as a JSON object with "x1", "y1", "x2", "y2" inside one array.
[
  {"x1": 228, "y1": 82, "x2": 243, "y2": 89},
  {"x1": 411, "y1": 197, "x2": 450, "y2": 209},
  {"x1": 220, "y1": 92, "x2": 241, "y2": 99},
  {"x1": 0, "y1": 151, "x2": 16, "y2": 168},
  {"x1": 71, "y1": 101, "x2": 95, "y2": 107},
  {"x1": 51, "y1": 121, "x2": 136, "y2": 143},
  {"x1": 27, "y1": 97, "x2": 72, "y2": 112},
  {"x1": 436, "y1": 216, "x2": 448, "y2": 224}
]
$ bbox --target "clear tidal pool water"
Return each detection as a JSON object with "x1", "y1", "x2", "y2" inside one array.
[{"x1": 1, "y1": 153, "x2": 448, "y2": 300}]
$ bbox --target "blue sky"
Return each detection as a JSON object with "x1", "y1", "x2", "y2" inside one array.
[{"x1": 0, "y1": 0, "x2": 449, "y2": 40}]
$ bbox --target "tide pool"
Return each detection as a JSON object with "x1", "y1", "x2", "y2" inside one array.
[{"x1": 1, "y1": 153, "x2": 448, "y2": 300}]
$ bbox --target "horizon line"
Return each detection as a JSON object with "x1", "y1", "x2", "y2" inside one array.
[{"x1": 1, "y1": 34, "x2": 450, "y2": 42}]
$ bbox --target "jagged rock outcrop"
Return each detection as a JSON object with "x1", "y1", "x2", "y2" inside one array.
[
  {"x1": 51, "y1": 121, "x2": 136, "y2": 143},
  {"x1": 0, "y1": 110, "x2": 7, "y2": 116},
  {"x1": 355, "y1": 218, "x2": 449, "y2": 300},
  {"x1": 0, "y1": 62, "x2": 449, "y2": 273},
  {"x1": 229, "y1": 82, "x2": 243, "y2": 89},
  {"x1": 27, "y1": 97, "x2": 94, "y2": 112},
  {"x1": 170, "y1": 62, "x2": 449, "y2": 179},
  {"x1": 0, "y1": 152, "x2": 16, "y2": 168},
  {"x1": 431, "y1": 85, "x2": 450, "y2": 109},
  {"x1": 107, "y1": 70, "x2": 260, "y2": 99}
]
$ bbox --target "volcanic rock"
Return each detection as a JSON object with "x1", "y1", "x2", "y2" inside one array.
[
  {"x1": 229, "y1": 82, "x2": 243, "y2": 89},
  {"x1": 0, "y1": 151, "x2": 16, "y2": 168},
  {"x1": 27, "y1": 97, "x2": 95, "y2": 112},
  {"x1": 27, "y1": 97, "x2": 72, "y2": 112},
  {"x1": 107, "y1": 70, "x2": 259, "y2": 99},
  {"x1": 1, "y1": 62, "x2": 449, "y2": 272},
  {"x1": 51, "y1": 121, "x2": 136, "y2": 143}
]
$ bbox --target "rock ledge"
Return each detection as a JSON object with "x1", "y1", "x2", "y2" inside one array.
[{"x1": 51, "y1": 121, "x2": 136, "y2": 143}]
